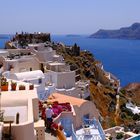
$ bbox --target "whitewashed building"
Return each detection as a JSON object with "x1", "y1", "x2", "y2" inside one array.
[
  {"x1": 28, "y1": 43, "x2": 63, "y2": 63},
  {"x1": 0, "y1": 85, "x2": 45, "y2": 140},
  {"x1": 4, "y1": 70, "x2": 52, "y2": 100}
]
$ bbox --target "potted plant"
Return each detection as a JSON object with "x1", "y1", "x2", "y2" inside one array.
[
  {"x1": 29, "y1": 84, "x2": 34, "y2": 90},
  {"x1": 11, "y1": 81, "x2": 17, "y2": 91},
  {"x1": 1, "y1": 76, "x2": 9, "y2": 91},
  {"x1": 116, "y1": 132, "x2": 124, "y2": 140},
  {"x1": 19, "y1": 85, "x2": 26, "y2": 90}
]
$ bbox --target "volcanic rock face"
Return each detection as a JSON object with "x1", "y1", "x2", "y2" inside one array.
[
  {"x1": 124, "y1": 83, "x2": 140, "y2": 91},
  {"x1": 123, "y1": 83, "x2": 140, "y2": 105}
]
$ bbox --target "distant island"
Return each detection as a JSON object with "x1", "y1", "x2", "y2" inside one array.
[
  {"x1": 66, "y1": 34, "x2": 81, "y2": 37},
  {"x1": 0, "y1": 34, "x2": 10, "y2": 39},
  {"x1": 90, "y1": 23, "x2": 140, "y2": 39}
]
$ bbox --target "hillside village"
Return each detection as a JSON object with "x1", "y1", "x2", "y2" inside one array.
[{"x1": 0, "y1": 32, "x2": 139, "y2": 140}]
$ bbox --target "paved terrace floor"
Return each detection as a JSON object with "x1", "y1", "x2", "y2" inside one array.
[
  {"x1": 45, "y1": 129, "x2": 57, "y2": 140},
  {"x1": 45, "y1": 132, "x2": 57, "y2": 140}
]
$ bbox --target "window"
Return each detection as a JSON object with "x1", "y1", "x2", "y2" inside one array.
[
  {"x1": 83, "y1": 114, "x2": 89, "y2": 119},
  {"x1": 35, "y1": 47, "x2": 38, "y2": 50},
  {"x1": 9, "y1": 65, "x2": 14, "y2": 71}
]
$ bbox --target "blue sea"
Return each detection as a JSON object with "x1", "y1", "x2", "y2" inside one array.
[
  {"x1": 0, "y1": 34, "x2": 11, "y2": 49},
  {"x1": 0, "y1": 34, "x2": 140, "y2": 86},
  {"x1": 51, "y1": 35, "x2": 140, "y2": 87}
]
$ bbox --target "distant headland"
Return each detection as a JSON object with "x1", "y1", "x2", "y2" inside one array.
[{"x1": 90, "y1": 23, "x2": 140, "y2": 40}]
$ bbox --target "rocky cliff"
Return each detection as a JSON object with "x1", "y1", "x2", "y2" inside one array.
[{"x1": 123, "y1": 83, "x2": 140, "y2": 105}]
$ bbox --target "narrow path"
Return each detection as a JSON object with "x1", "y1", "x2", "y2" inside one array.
[
  {"x1": 45, "y1": 132, "x2": 57, "y2": 140},
  {"x1": 114, "y1": 87, "x2": 121, "y2": 125},
  {"x1": 114, "y1": 94, "x2": 120, "y2": 124}
]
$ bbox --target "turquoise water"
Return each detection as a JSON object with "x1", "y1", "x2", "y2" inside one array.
[{"x1": 52, "y1": 35, "x2": 140, "y2": 87}]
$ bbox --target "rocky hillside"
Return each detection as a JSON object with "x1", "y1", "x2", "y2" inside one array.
[
  {"x1": 52, "y1": 43, "x2": 123, "y2": 128},
  {"x1": 90, "y1": 23, "x2": 140, "y2": 39},
  {"x1": 123, "y1": 83, "x2": 140, "y2": 105},
  {"x1": 52, "y1": 42, "x2": 140, "y2": 129}
]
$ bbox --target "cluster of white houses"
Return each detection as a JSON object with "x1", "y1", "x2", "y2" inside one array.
[
  {"x1": 0, "y1": 43, "x2": 99, "y2": 140},
  {"x1": 0, "y1": 43, "x2": 90, "y2": 100},
  {"x1": 0, "y1": 43, "x2": 139, "y2": 140}
]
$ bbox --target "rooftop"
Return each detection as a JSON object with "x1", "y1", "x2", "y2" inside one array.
[
  {"x1": 48, "y1": 62, "x2": 65, "y2": 66},
  {"x1": 5, "y1": 52, "x2": 34, "y2": 61},
  {"x1": 2, "y1": 106, "x2": 27, "y2": 123},
  {"x1": 12, "y1": 70, "x2": 45, "y2": 81},
  {"x1": 48, "y1": 93, "x2": 87, "y2": 107}
]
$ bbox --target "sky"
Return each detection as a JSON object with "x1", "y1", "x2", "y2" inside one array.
[{"x1": 0, "y1": 0, "x2": 140, "y2": 34}]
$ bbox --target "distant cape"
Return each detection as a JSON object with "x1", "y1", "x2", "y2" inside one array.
[{"x1": 90, "y1": 23, "x2": 140, "y2": 39}]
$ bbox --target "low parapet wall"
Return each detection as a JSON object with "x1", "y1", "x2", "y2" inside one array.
[{"x1": 1, "y1": 92, "x2": 38, "y2": 140}]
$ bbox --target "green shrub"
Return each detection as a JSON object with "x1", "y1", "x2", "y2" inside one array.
[
  {"x1": 133, "y1": 114, "x2": 140, "y2": 121},
  {"x1": 116, "y1": 132, "x2": 124, "y2": 139}
]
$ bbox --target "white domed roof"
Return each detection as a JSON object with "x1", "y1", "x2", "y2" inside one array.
[{"x1": 14, "y1": 70, "x2": 44, "y2": 81}]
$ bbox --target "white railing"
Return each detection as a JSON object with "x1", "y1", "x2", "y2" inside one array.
[
  {"x1": 82, "y1": 118, "x2": 105, "y2": 140},
  {"x1": 76, "y1": 134, "x2": 102, "y2": 140}
]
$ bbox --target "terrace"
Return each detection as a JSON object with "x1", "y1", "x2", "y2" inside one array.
[
  {"x1": 5, "y1": 51, "x2": 33, "y2": 61},
  {"x1": 44, "y1": 93, "x2": 100, "y2": 139},
  {"x1": 39, "y1": 101, "x2": 72, "y2": 121},
  {"x1": 75, "y1": 118, "x2": 105, "y2": 140},
  {"x1": 39, "y1": 100, "x2": 73, "y2": 139},
  {"x1": 28, "y1": 43, "x2": 63, "y2": 63},
  {"x1": 0, "y1": 77, "x2": 35, "y2": 92},
  {"x1": 45, "y1": 62, "x2": 70, "y2": 72},
  {"x1": 0, "y1": 91, "x2": 38, "y2": 140},
  {"x1": 104, "y1": 126, "x2": 140, "y2": 140}
]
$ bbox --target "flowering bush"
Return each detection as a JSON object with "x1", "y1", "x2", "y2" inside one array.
[
  {"x1": 51, "y1": 123, "x2": 58, "y2": 130},
  {"x1": 51, "y1": 123, "x2": 63, "y2": 131},
  {"x1": 59, "y1": 125, "x2": 64, "y2": 131}
]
